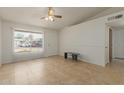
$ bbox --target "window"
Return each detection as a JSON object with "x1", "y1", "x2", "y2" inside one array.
[{"x1": 14, "y1": 30, "x2": 44, "y2": 53}]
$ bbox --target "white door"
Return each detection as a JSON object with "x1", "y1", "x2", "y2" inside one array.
[{"x1": 114, "y1": 30, "x2": 124, "y2": 58}]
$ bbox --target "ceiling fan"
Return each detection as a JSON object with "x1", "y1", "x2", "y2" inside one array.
[{"x1": 41, "y1": 7, "x2": 62, "y2": 22}]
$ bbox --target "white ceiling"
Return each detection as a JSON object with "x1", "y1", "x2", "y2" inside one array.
[{"x1": 0, "y1": 7, "x2": 109, "y2": 30}]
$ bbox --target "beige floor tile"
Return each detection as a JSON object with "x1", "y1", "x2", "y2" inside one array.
[{"x1": 0, "y1": 56, "x2": 124, "y2": 84}]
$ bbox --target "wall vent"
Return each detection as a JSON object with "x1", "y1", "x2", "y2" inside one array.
[{"x1": 107, "y1": 14, "x2": 123, "y2": 21}]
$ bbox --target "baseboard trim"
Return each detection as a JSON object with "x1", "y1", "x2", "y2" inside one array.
[
  {"x1": 2, "y1": 55, "x2": 59, "y2": 65},
  {"x1": 114, "y1": 57, "x2": 124, "y2": 60},
  {"x1": 59, "y1": 54, "x2": 105, "y2": 67}
]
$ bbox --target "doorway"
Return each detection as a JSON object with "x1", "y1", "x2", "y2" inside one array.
[{"x1": 106, "y1": 20, "x2": 124, "y2": 64}]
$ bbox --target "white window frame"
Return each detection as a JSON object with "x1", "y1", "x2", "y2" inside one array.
[{"x1": 12, "y1": 28, "x2": 44, "y2": 53}]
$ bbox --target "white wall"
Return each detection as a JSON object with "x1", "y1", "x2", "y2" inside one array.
[
  {"x1": 0, "y1": 19, "x2": 2, "y2": 66},
  {"x1": 44, "y1": 30, "x2": 59, "y2": 57},
  {"x1": 1, "y1": 20, "x2": 58, "y2": 64},
  {"x1": 112, "y1": 28, "x2": 124, "y2": 58},
  {"x1": 59, "y1": 17, "x2": 106, "y2": 66},
  {"x1": 59, "y1": 11, "x2": 124, "y2": 66}
]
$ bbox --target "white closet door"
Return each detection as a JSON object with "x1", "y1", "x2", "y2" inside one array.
[{"x1": 116, "y1": 30, "x2": 124, "y2": 58}]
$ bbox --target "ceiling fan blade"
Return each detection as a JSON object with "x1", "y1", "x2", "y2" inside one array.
[
  {"x1": 40, "y1": 17, "x2": 46, "y2": 19},
  {"x1": 54, "y1": 15, "x2": 62, "y2": 18}
]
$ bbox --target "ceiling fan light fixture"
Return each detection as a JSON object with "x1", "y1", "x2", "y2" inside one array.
[
  {"x1": 44, "y1": 16, "x2": 54, "y2": 21},
  {"x1": 50, "y1": 18, "x2": 54, "y2": 21},
  {"x1": 48, "y1": 16, "x2": 54, "y2": 21},
  {"x1": 45, "y1": 17, "x2": 49, "y2": 21},
  {"x1": 41, "y1": 7, "x2": 62, "y2": 22}
]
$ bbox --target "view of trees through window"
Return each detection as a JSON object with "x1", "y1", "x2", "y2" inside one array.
[{"x1": 14, "y1": 31, "x2": 43, "y2": 52}]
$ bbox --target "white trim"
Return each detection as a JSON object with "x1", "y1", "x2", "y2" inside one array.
[{"x1": 12, "y1": 27, "x2": 44, "y2": 34}]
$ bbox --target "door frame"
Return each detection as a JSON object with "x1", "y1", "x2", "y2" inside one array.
[
  {"x1": 105, "y1": 25, "x2": 112, "y2": 64},
  {"x1": 109, "y1": 28, "x2": 112, "y2": 63}
]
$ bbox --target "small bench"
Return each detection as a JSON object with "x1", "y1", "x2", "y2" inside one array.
[{"x1": 64, "y1": 52, "x2": 80, "y2": 61}]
